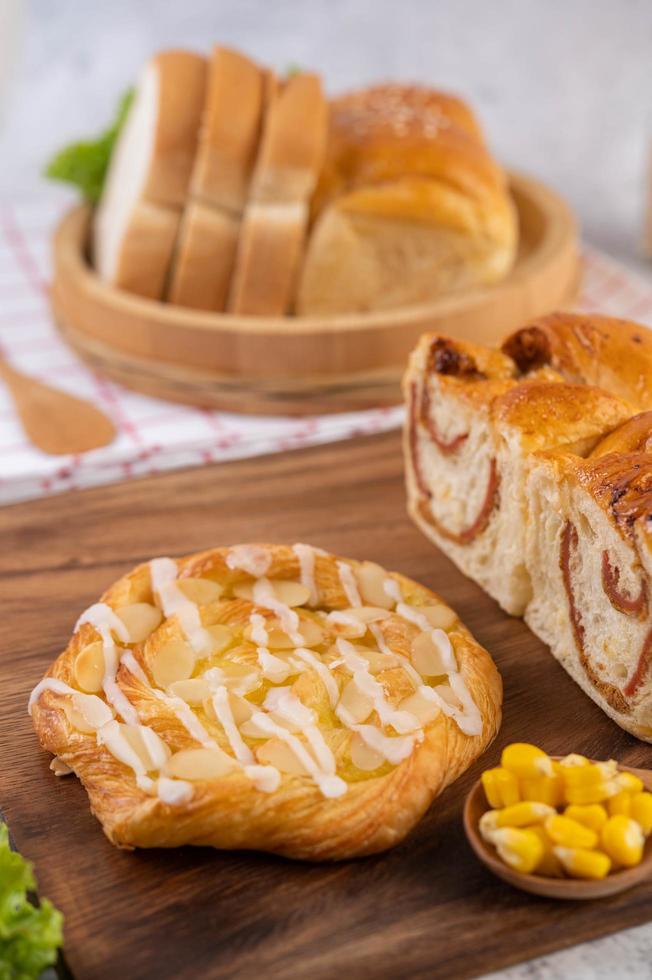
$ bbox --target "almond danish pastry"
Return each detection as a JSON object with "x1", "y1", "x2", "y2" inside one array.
[{"x1": 29, "y1": 544, "x2": 501, "y2": 860}]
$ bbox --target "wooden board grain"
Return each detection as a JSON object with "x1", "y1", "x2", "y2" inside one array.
[{"x1": 2, "y1": 431, "x2": 652, "y2": 980}]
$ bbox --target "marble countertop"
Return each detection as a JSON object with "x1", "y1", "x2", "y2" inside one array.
[{"x1": 2, "y1": 1, "x2": 652, "y2": 976}]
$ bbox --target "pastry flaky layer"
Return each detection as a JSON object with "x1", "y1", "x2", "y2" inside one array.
[
  {"x1": 30, "y1": 544, "x2": 501, "y2": 860},
  {"x1": 403, "y1": 311, "x2": 652, "y2": 740}
]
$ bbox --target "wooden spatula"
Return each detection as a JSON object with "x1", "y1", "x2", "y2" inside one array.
[{"x1": 0, "y1": 357, "x2": 116, "y2": 455}]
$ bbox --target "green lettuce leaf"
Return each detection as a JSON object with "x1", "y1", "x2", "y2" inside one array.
[
  {"x1": 0, "y1": 823, "x2": 63, "y2": 980},
  {"x1": 44, "y1": 88, "x2": 134, "y2": 204}
]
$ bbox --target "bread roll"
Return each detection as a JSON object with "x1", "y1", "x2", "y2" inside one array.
[
  {"x1": 167, "y1": 47, "x2": 266, "y2": 310},
  {"x1": 93, "y1": 50, "x2": 207, "y2": 299},
  {"x1": 228, "y1": 71, "x2": 328, "y2": 315},
  {"x1": 297, "y1": 84, "x2": 517, "y2": 315}
]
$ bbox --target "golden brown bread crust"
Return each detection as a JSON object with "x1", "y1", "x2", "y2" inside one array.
[
  {"x1": 296, "y1": 84, "x2": 517, "y2": 316},
  {"x1": 190, "y1": 46, "x2": 265, "y2": 211},
  {"x1": 590, "y1": 411, "x2": 652, "y2": 458},
  {"x1": 144, "y1": 50, "x2": 207, "y2": 207},
  {"x1": 30, "y1": 544, "x2": 501, "y2": 860},
  {"x1": 573, "y1": 452, "x2": 652, "y2": 538},
  {"x1": 312, "y1": 84, "x2": 504, "y2": 218},
  {"x1": 502, "y1": 313, "x2": 652, "y2": 411},
  {"x1": 492, "y1": 381, "x2": 634, "y2": 453}
]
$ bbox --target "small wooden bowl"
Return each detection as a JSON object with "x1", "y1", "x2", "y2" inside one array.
[
  {"x1": 464, "y1": 762, "x2": 652, "y2": 900},
  {"x1": 51, "y1": 171, "x2": 579, "y2": 416}
]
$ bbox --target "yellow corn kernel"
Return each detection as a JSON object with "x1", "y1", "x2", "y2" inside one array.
[
  {"x1": 544, "y1": 814, "x2": 599, "y2": 849},
  {"x1": 492, "y1": 827, "x2": 543, "y2": 874},
  {"x1": 479, "y1": 810, "x2": 500, "y2": 844},
  {"x1": 564, "y1": 804, "x2": 608, "y2": 834},
  {"x1": 601, "y1": 815, "x2": 645, "y2": 867},
  {"x1": 496, "y1": 802, "x2": 555, "y2": 828},
  {"x1": 501, "y1": 743, "x2": 554, "y2": 779},
  {"x1": 631, "y1": 792, "x2": 652, "y2": 835},
  {"x1": 559, "y1": 753, "x2": 590, "y2": 768},
  {"x1": 615, "y1": 771, "x2": 644, "y2": 795},
  {"x1": 481, "y1": 767, "x2": 520, "y2": 808},
  {"x1": 560, "y1": 761, "x2": 606, "y2": 788},
  {"x1": 607, "y1": 790, "x2": 632, "y2": 818},
  {"x1": 554, "y1": 846, "x2": 612, "y2": 880},
  {"x1": 520, "y1": 773, "x2": 564, "y2": 807},
  {"x1": 528, "y1": 825, "x2": 564, "y2": 877},
  {"x1": 563, "y1": 780, "x2": 618, "y2": 806}
]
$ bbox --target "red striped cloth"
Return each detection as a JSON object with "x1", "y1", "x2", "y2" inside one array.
[{"x1": 1, "y1": 198, "x2": 651, "y2": 505}]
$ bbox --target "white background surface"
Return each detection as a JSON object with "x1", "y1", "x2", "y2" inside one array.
[
  {"x1": 1, "y1": 0, "x2": 652, "y2": 275},
  {"x1": 2, "y1": 1, "x2": 652, "y2": 976}
]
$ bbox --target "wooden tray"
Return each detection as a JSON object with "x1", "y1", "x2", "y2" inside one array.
[
  {"x1": 3, "y1": 432, "x2": 652, "y2": 980},
  {"x1": 51, "y1": 171, "x2": 579, "y2": 416}
]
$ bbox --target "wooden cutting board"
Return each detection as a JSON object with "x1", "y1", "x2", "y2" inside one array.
[{"x1": 2, "y1": 431, "x2": 652, "y2": 980}]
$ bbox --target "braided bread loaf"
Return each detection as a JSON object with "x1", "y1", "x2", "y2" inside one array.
[{"x1": 404, "y1": 312, "x2": 652, "y2": 738}]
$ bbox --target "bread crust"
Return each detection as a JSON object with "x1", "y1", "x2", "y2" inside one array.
[
  {"x1": 502, "y1": 312, "x2": 652, "y2": 411},
  {"x1": 143, "y1": 50, "x2": 207, "y2": 207},
  {"x1": 30, "y1": 544, "x2": 501, "y2": 860},
  {"x1": 190, "y1": 46, "x2": 265, "y2": 211},
  {"x1": 296, "y1": 84, "x2": 517, "y2": 315}
]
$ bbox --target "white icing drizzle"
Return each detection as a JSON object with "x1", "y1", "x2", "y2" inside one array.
[
  {"x1": 249, "y1": 612, "x2": 290, "y2": 682},
  {"x1": 382, "y1": 577, "x2": 481, "y2": 736},
  {"x1": 211, "y1": 687, "x2": 255, "y2": 764},
  {"x1": 243, "y1": 764, "x2": 281, "y2": 793},
  {"x1": 96, "y1": 719, "x2": 154, "y2": 792},
  {"x1": 33, "y1": 548, "x2": 484, "y2": 810},
  {"x1": 117, "y1": 653, "x2": 281, "y2": 792},
  {"x1": 335, "y1": 639, "x2": 420, "y2": 735},
  {"x1": 157, "y1": 776, "x2": 193, "y2": 805},
  {"x1": 226, "y1": 544, "x2": 271, "y2": 577},
  {"x1": 29, "y1": 677, "x2": 77, "y2": 714},
  {"x1": 119, "y1": 649, "x2": 217, "y2": 749},
  {"x1": 293, "y1": 543, "x2": 319, "y2": 606},
  {"x1": 264, "y1": 688, "x2": 343, "y2": 792},
  {"x1": 149, "y1": 557, "x2": 212, "y2": 655},
  {"x1": 431, "y1": 673, "x2": 483, "y2": 737},
  {"x1": 253, "y1": 695, "x2": 346, "y2": 798},
  {"x1": 290, "y1": 647, "x2": 340, "y2": 706},
  {"x1": 252, "y1": 578, "x2": 303, "y2": 645},
  {"x1": 119, "y1": 649, "x2": 148, "y2": 684},
  {"x1": 76, "y1": 603, "x2": 138, "y2": 725},
  {"x1": 351, "y1": 724, "x2": 415, "y2": 764},
  {"x1": 336, "y1": 561, "x2": 362, "y2": 607}
]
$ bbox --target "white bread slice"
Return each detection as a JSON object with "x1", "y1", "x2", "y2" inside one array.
[
  {"x1": 525, "y1": 446, "x2": 652, "y2": 739},
  {"x1": 93, "y1": 50, "x2": 206, "y2": 300},
  {"x1": 228, "y1": 71, "x2": 328, "y2": 316},
  {"x1": 167, "y1": 47, "x2": 266, "y2": 310}
]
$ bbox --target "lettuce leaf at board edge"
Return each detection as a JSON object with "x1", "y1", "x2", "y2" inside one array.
[
  {"x1": 44, "y1": 87, "x2": 134, "y2": 204},
  {"x1": 0, "y1": 822, "x2": 63, "y2": 980}
]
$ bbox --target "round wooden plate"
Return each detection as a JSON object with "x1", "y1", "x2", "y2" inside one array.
[{"x1": 51, "y1": 171, "x2": 579, "y2": 416}]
